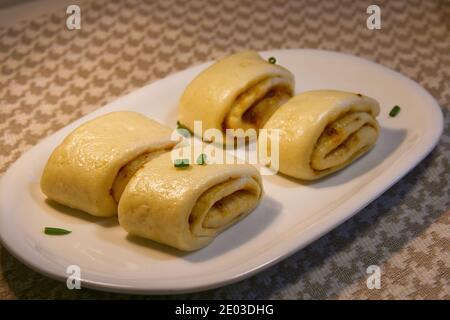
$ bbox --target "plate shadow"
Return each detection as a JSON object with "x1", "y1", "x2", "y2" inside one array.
[
  {"x1": 124, "y1": 195, "x2": 282, "y2": 262},
  {"x1": 45, "y1": 199, "x2": 119, "y2": 228}
]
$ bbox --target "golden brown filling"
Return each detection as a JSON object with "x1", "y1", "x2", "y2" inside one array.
[
  {"x1": 188, "y1": 176, "x2": 261, "y2": 237},
  {"x1": 241, "y1": 88, "x2": 292, "y2": 129},
  {"x1": 311, "y1": 111, "x2": 379, "y2": 171},
  {"x1": 224, "y1": 77, "x2": 293, "y2": 132}
]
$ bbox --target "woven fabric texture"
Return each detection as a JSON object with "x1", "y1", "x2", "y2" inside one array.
[{"x1": 0, "y1": 0, "x2": 449, "y2": 299}]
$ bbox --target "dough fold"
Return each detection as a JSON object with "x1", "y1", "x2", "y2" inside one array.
[
  {"x1": 118, "y1": 152, "x2": 263, "y2": 251},
  {"x1": 41, "y1": 111, "x2": 176, "y2": 217},
  {"x1": 263, "y1": 90, "x2": 380, "y2": 180},
  {"x1": 178, "y1": 51, "x2": 294, "y2": 138}
]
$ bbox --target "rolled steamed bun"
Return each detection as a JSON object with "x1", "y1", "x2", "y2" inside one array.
[
  {"x1": 262, "y1": 90, "x2": 380, "y2": 180},
  {"x1": 41, "y1": 111, "x2": 176, "y2": 216},
  {"x1": 118, "y1": 152, "x2": 263, "y2": 251},
  {"x1": 178, "y1": 51, "x2": 294, "y2": 139}
]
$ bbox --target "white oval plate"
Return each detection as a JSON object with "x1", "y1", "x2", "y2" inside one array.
[{"x1": 0, "y1": 49, "x2": 443, "y2": 294}]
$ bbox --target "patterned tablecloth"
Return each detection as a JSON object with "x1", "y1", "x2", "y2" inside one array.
[{"x1": 0, "y1": 0, "x2": 449, "y2": 299}]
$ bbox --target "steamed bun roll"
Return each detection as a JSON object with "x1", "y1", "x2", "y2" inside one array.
[
  {"x1": 263, "y1": 90, "x2": 380, "y2": 180},
  {"x1": 178, "y1": 51, "x2": 294, "y2": 139},
  {"x1": 41, "y1": 111, "x2": 177, "y2": 217},
  {"x1": 118, "y1": 152, "x2": 263, "y2": 251}
]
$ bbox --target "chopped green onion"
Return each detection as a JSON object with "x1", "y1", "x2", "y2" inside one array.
[
  {"x1": 174, "y1": 158, "x2": 190, "y2": 168},
  {"x1": 176, "y1": 121, "x2": 190, "y2": 131},
  {"x1": 196, "y1": 153, "x2": 207, "y2": 165},
  {"x1": 176, "y1": 121, "x2": 188, "y2": 129},
  {"x1": 176, "y1": 121, "x2": 191, "y2": 137},
  {"x1": 389, "y1": 105, "x2": 401, "y2": 117},
  {"x1": 44, "y1": 227, "x2": 71, "y2": 235},
  {"x1": 268, "y1": 57, "x2": 276, "y2": 64},
  {"x1": 357, "y1": 93, "x2": 362, "y2": 97}
]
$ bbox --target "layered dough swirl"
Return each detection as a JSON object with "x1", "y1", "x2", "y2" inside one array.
[
  {"x1": 178, "y1": 51, "x2": 294, "y2": 139},
  {"x1": 263, "y1": 90, "x2": 380, "y2": 180},
  {"x1": 118, "y1": 152, "x2": 263, "y2": 251},
  {"x1": 40, "y1": 111, "x2": 176, "y2": 217}
]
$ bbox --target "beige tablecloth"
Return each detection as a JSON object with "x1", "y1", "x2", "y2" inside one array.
[{"x1": 0, "y1": 0, "x2": 449, "y2": 299}]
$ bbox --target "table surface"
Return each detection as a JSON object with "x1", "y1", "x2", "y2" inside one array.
[{"x1": 0, "y1": 0, "x2": 449, "y2": 299}]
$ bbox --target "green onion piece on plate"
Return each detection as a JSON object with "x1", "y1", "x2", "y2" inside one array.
[
  {"x1": 176, "y1": 121, "x2": 187, "y2": 129},
  {"x1": 176, "y1": 121, "x2": 191, "y2": 138},
  {"x1": 44, "y1": 227, "x2": 71, "y2": 235},
  {"x1": 389, "y1": 105, "x2": 401, "y2": 117},
  {"x1": 196, "y1": 153, "x2": 207, "y2": 165},
  {"x1": 268, "y1": 57, "x2": 276, "y2": 64},
  {"x1": 174, "y1": 158, "x2": 190, "y2": 168}
]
